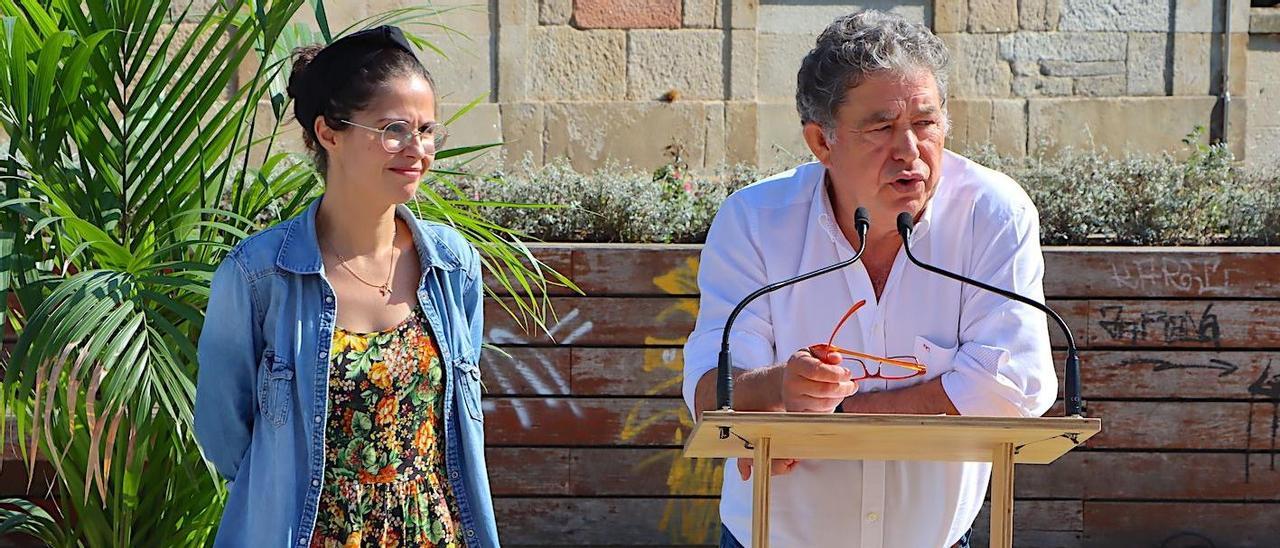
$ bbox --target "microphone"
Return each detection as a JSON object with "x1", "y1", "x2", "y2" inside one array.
[
  {"x1": 715, "y1": 207, "x2": 871, "y2": 438},
  {"x1": 896, "y1": 212, "x2": 1083, "y2": 417}
]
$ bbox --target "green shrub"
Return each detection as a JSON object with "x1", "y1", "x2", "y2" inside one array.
[
  {"x1": 436, "y1": 158, "x2": 761, "y2": 243},
  {"x1": 441, "y1": 134, "x2": 1279, "y2": 246},
  {"x1": 970, "y1": 131, "x2": 1279, "y2": 245}
]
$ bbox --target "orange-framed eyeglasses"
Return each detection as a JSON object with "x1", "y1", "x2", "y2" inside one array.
[{"x1": 808, "y1": 299, "x2": 928, "y2": 382}]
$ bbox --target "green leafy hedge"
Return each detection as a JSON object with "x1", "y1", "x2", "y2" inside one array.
[{"x1": 444, "y1": 137, "x2": 1279, "y2": 246}]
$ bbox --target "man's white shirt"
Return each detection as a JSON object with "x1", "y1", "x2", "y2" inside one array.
[{"x1": 682, "y1": 150, "x2": 1058, "y2": 547}]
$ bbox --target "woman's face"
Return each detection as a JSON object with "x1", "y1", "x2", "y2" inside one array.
[{"x1": 316, "y1": 75, "x2": 438, "y2": 204}]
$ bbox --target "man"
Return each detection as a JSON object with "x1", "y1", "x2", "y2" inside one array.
[{"x1": 682, "y1": 10, "x2": 1058, "y2": 548}]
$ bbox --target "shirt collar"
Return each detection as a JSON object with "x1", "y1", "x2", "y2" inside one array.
[
  {"x1": 275, "y1": 196, "x2": 459, "y2": 274},
  {"x1": 910, "y1": 193, "x2": 936, "y2": 245},
  {"x1": 814, "y1": 168, "x2": 843, "y2": 245}
]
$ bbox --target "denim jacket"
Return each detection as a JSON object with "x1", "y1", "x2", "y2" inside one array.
[{"x1": 194, "y1": 197, "x2": 498, "y2": 547}]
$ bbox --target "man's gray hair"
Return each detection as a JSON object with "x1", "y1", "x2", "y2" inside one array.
[{"x1": 796, "y1": 10, "x2": 950, "y2": 132}]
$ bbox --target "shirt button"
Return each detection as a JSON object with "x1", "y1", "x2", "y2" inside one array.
[
  {"x1": 314, "y1": 415, "x2": 322, "y2": 424},
  {"x1": 311, "y1": 479, "x2": 320, "y2": 487},
  {"x1": 319, "y1": 351, "x2": 328, "y2": 360},
  {"x1": 866, "y1": 512, "x2": 880, "y2": 522},
  {"x1": 325, "y1": 296, "x2": 333, "y2": 304}
]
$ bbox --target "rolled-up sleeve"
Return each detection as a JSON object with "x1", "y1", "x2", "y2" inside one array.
[
  {"x1": 940, "y1": 202, "x2": 1058, "y2": 417},
  {"x1": 194, "y1": 252, "x2": 263, "y2": 481},
  {"x1": 682, "y1": 197, "x2": 777, "y2": 415}
]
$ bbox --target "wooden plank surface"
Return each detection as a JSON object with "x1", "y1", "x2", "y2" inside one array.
[
  {"x1": 1086, "y1": 400, "x2": 1280, "y2": 451},
  {"x1": 1040, "y1": 248, "x2": 1280, "y2": 299},
  {"x1": 481, "y1": 347, "x2": 685, "y2": 398},
  {"x1": 511, "y1": 245, "x2": 1280, "y2": 299},
  {"x1": 483, "y1": 397, "x2": 690, "y2": 447},
  {"x1": 481, "y1": 348, "x2": 1280, "y2": 401},
  {"x1": 494, "y1": 497, "x2": 720, "y2": 546},
  {"x1": 493, "y1": 498, "x2": 1280, "y2": 547},
  {"x1": 494, "y1": 497, "x2": 1088, "y2": 547},
  {"x1": 1071, "y1": 350, "x2": 1280, "y2": 400},
  {"x1": 486, "y1": 447, "x2": 1084, "y2": 499},
  {"x1": 484, "y1": 298, "x2": 1280, "y2": 349},
  {"x1": 1081, "y1": 300, "x2": 1280, "y2": 349},
  {"x1": 1083, "y1": 502, "x2": 1280, "y2": 548},
  {"x1": 485, "y1": 447, "x2": 1280, "y2": 503},
  {"x1": 1082, "y1": 452, "x2": 1280, "y2": 500},
  {"x1": 484, "y1": 297, "x2": 700, "y2": 347},
  {"x1": 482, "y1": 397, "x2": 1280, "y2": 451}
]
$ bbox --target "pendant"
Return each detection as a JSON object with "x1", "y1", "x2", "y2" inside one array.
[{"x1": 379, "y1": 285, "x2": 391, "y2": 297}]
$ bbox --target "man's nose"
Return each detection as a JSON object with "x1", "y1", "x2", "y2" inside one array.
[{"x1": 890, "y1": 126, "x2": 920, "y2": 163}]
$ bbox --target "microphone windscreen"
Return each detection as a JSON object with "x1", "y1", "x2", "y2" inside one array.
[
  {"x1": 896, "y1": 212, "x2": 914, "y2": 238},
  {"x1": 854, "y1": 207, "x2": 870, "y2": 231}
]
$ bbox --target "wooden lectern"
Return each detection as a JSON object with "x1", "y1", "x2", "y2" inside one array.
[
  {"x1": 689, "y1": 209, "x2": 1103, "y2": 546},
  {"x1": 684, "y1": 411, "x2": 1101, "y2": 548}
]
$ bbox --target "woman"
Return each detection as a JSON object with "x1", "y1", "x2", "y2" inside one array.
[{"x1": 194, "y1": 25, "x2": 498, "y2": 547}]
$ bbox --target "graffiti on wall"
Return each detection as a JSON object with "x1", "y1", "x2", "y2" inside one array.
[
  {"x1": 485, "y1": 309, "x2": 590, "y2": 428},
  {"x1": 617, "y1": 257, "x2": 724, "y2": 544}
]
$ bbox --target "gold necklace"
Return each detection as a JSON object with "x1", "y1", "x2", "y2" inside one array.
[{"x1": 333, "y1": 223, "x2": 398, "y2": 297}]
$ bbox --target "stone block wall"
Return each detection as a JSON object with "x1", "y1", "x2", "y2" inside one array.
[
  {"x1": 936, "y1": 0, "x2": 1253, "y2": 160},
  {"x1": 498, "y1": 0, "x2": 742, "y2": 171},
  {"x1": 495, "y1": 0, "x2": 1268, "y2": 171},
  {"x1": 1247, "y1": 7, "x2": 1280, "y2": 169},
  {"x1": 222, "y1": 0, "x2": 1275, "y2": 172}
]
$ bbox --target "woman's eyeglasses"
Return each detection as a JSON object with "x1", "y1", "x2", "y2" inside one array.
[
  {"x1": 808, "y1": 299, "x2": 927, "y2": 382},
  {"x1": 341, "y1": 119, "x2": 449, "y2": 153}
]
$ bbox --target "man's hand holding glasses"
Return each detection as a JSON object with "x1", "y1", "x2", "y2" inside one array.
[{"x1": 739, "y1": 299, "x2": 929, "y2": 480}]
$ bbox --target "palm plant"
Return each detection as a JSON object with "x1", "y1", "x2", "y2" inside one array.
[{"x1": 0, "y1": 1, "x2": 568, "y2": 545}]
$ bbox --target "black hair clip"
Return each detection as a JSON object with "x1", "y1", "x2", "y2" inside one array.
[{"x1": 293, "y1": 25, "x2": 418, "y2": 130}]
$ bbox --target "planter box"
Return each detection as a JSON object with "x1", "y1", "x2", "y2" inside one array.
[
  {"x1": 483, "y1": 244, "x2": 1280, "y2": 547},
  {"x1": 6, "y1": 245, "x2": 1278, "y2": 546}
]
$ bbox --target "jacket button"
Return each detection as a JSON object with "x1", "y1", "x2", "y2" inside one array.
[
  {"x1": 467, "y1": 529, "x2": 475, "y2": 537},
  {"x1": 311, "y1": 479, "x2": 320, "y2": 487},
  {"x1": 450, "y1": 471, "x2": 459, "y2": 480}
]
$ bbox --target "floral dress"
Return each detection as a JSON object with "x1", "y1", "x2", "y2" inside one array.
[{"x1": 310, "y1": 308, "x2": 464, "y2": 548}]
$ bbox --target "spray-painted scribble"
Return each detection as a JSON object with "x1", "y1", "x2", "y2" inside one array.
[
  {"x1": 617, "y1": 257, "x2": 724, "y2": 544},
  {"x1": 1097, "y1": 303, "x2": 1220, "y2": 346},
  {"x1": 485, "y1": 309, "x2": 591, "y2": 427},
  {"x1": 1110, "y1": 256, "x2": 1238, "y2": 295},
  {"x1": 1246, "y1": 360, "x2": 1280, "y2": 482},
  {"x1": 1124, "y1": 357, "x2": 1239, "y2": 377}
]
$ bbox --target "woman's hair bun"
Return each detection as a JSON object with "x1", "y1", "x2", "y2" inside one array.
[{"x1": 286, "y1": 44, "x2": 324, "y2": 101}]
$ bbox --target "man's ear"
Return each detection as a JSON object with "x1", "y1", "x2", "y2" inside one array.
[{"x1": 803, "y1": 122, "x2": 833, "y2": 166}]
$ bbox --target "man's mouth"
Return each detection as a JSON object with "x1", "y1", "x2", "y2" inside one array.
[{"x1": 889, "y1": 172, "x2": 925, "y2": 192}]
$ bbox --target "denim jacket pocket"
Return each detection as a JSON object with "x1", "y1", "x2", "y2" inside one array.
[
  {"x1": 453, "y1": 357, "x2": 484, "y2": 423},
  {"x1": 258, "y1": 350, "x2": 295, "y2": 428}
]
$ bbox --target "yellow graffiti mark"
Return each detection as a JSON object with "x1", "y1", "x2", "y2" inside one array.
[
  {"x1": 653, "y1": 257, "x2": 700, "y2": 295},
  {"x1": 617, "y1": 256, "x2": 724, "y2": 544}
]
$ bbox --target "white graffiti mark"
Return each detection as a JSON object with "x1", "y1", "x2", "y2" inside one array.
[
  {"x1": 484, "y1": 308, "x2": 592, "y2": 428},
  {"x1": 1110, "y1": 257, "x2": 1240, "y2": 295}
]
